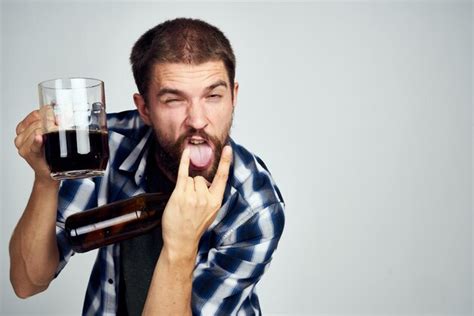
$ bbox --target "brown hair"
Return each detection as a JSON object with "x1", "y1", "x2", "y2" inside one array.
[{"x1": 130, "y1": 18, "x2": 236, "y2": 101}]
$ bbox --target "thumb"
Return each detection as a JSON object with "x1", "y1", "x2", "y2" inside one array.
[{"x1": 31, "y1": 132, "x2": 44, "y2": 154}]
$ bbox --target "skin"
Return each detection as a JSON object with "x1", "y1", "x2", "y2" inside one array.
[
  {"x1": 136, "y1": 61, "x2": 238, "y2": 315},
  {"x1": 10, "y1": 111, "x2": 60, "y2": 298},
  {"x1": 142, "y1": 146, "x2": 232, "y2": 315},
  {"x1": 9, "y1": 60, "x2": 239, "y2": 316},
  {"x1": 135, "y1": 60, "x2": 238, "y2": 182}
]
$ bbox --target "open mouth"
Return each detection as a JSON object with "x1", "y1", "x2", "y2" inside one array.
[{"x1": 185, "y1": 137, "x2": 214, "y2": 170}]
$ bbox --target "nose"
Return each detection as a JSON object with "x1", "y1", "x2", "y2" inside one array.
[{"x1": 185, "y1": 102, "x2": 208, "y2": 130}]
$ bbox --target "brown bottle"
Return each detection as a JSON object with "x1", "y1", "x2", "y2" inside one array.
[{"x1": 65, "y1": 192, "x2": 169, "y2": 253}]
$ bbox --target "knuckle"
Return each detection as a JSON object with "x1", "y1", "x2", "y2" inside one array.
[
  {"x1": 14, "y1": 136, "x2": 21, "y2": 148},
  {"x1": 186, "y1": 195, "x2": 197, "y2": 207},
  {"x1": 195, "y1": 176, "x2": 204, "y2": 182},
  {"x1": 197, "y1": 197, "x2": 207, "y2": 208},
  {"x1": 222, "y1": 155, "x2": 232, "y2": 164},
  {"x1": 217, "y1": 172, "x2": 228, "y2": 181},
  {"x1": 209, "y1": 199, "x2": 220, "y2": 210},
  {"x1": 18, "y1": 147, "x2": 27, "y2": 158},
  {"x1": 220, "y1": 169, "x2": 229, "y2": 176}
]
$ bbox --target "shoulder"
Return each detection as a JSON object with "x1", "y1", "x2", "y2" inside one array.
[
  {"x1": 106, "y1": 109, "x2": 149, "y2": 142},
  {"x1": 104, "y1": 110, "x2": 152, "y2": 176},
  {"x1": 211, "y1": 140, "x2": 285, "y2": 245},
  {"x1": 105, "y1": 109, "x2": 151, "y2": 156},
  {"x1": 229, "y1": 139, "x2": 284, "y2": 208}
]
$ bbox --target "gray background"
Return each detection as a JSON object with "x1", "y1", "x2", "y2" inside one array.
[{"x1": 1, "y1": 1, "x2": 472, "y2": 315}]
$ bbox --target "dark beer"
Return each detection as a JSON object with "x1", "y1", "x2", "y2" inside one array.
[
  {"x1": 65, "y1": 193, "x2": 169, "y2": 253},
  {"x1": 43, "y1": 130, "x2": 109, "y2": 173}
]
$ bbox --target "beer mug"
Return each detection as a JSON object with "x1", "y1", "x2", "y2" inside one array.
[{"x1": 38, "y1": 78, "x2": 109, "y2": 180}]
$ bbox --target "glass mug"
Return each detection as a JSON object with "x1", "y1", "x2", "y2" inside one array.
[{"x1": 38, "y1": 78, "x2": 109, "y2": 180}]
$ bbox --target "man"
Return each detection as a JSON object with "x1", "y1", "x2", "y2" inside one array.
[{"x1": 10, "y1": 18, "x2": 285, "y2": 315}]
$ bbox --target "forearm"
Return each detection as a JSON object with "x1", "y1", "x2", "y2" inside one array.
[
  {"x1": 142, "y1": 146, "x2": 232, "y2": 314},
  {"x1": 142, "y1": 246, "x2": 196, "y2": 316},
  {"x1": 9, "y1": 178, "x2": 60, "y2": 297}
]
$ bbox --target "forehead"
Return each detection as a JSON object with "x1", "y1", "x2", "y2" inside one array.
[{"x1": 151, "y1": 61, "x2": 229, "y2": 89}]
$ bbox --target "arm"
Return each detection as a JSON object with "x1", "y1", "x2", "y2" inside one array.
[
  {"x1": 9, "y1": 178, "x2": 60, "y2": 298},
  {"x1": 142, "y1": 146, "x2": 233, "y2": 315},
  {"x1": 9, "y1": 110, "x2": 61, "y2": 298},
  {"x1": 192, "y1": 202, "x2": 285, "y2": 315},
  {"x1": 142, "y1": 247, "x2": 196, "y2": 315},
  {"x1": 144, "y1": 202, "x2": 285, "y2": 316}
]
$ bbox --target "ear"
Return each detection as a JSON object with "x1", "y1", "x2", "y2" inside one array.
[
  {"x1": 134, "y1": 93, "x2": 151, "y2": 125},
  {"x1": 232, "y1": 82, "x2": 239, "y2": 108}
]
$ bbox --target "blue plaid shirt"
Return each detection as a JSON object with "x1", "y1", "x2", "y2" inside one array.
[{"x1": 54, "y1": 110, "x2": 285, "y2": 315}]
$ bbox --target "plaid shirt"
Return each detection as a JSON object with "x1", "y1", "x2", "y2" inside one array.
[{"x1": 54, "y1": 110, "x2": 285, "y2": 316}]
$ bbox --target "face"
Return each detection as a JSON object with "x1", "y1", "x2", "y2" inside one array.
[{"x1": 134, "y1": 61, "x2": 238, "y2": 183}]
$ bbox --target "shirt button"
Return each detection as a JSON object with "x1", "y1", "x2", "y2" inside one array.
[{"x1": 108, "y1": 278, "x2": 114, "y2": 284}]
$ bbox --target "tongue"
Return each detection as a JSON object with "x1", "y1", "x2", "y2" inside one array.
[{"x1": 188, "y1": 143, "x2": 213, "y2": 168}]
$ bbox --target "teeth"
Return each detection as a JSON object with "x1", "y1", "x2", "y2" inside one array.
[{"x1": 190, "y1": 139, "x2": 205, "y2": 145}]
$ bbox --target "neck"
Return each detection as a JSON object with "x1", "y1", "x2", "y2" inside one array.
[{"x1": 153, "y1": 151, "x2": 177, "y2": 184}]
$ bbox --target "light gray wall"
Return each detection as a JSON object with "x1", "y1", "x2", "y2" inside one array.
[{"x1": 1, "y1": 1, "x2": 472, "y2": 315}]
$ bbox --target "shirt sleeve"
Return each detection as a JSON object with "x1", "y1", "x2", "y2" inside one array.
[
  {"x1": 54, "y1": 178, "x2": 98, "y2": 277},
  {"x1": 191, "y1": 202, "x2": 285, "y2": 316}
]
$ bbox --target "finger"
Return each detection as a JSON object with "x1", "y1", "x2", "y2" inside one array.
[
  {"x1": 31, "y1": 131, "x2": 44, "y2": 154},
  {"x1": 185, "y1": 177, "x2": 194, "y2": 194},
  {"x1": 18, "y1": 127, "x2": 42, "y2": 154},
  {"x1": 14, "y1": 121, "x2": 43, "y2": 149},
  {"x1": 16, "y1": 113, "x2": 37, "y2": 135},
  {"x1": 175, "y1": 148, "x2": 190, "y2": 191},
  {"x1": 41, "y1": 105, "x2": 57, "y2": 131},
  {"x1": 209, "y1": 145, "x2": 233, "y2": 198},
  {"x1": 194, "y1": 176, "x2": 209, "y2": 197},
  {"x1": 16, "y1": 110, "x2": 41, "y2": 135}
]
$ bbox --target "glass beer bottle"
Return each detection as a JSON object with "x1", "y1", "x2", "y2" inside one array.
[{"x1": 65, "y1": 192, "x2": 169, "y2": 253}]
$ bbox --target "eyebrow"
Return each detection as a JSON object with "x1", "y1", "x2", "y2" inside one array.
[
  {"x1": 156, "y1": 87, "x2": 184, "y2": 98},
  {"x1": 205, "y1": 80, "x2": 228, "y2": 92},
  {"x1": 156, "y1": 80, "x2": 228, "y2": 98}
]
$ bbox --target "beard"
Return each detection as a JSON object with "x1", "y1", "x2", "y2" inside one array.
[{"x1": 152, "y1": 119, "x2": 232, "y2": 183}]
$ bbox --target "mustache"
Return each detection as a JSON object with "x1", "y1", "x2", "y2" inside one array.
[{"x1": 176, "y1": 128, "x2": 216, "y2": 147}]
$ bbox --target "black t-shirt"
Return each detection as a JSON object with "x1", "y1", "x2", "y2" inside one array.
[{"x1": 117, "y1": 140, "x2": 174, "y2": 316}]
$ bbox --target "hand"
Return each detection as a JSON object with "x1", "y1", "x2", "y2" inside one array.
[
  {"x1": 14, "y1": 110, "x2": 54, "y2": 183},
  {"x1": 161, "y1": 145, "x2": 233, "y2": 260}
]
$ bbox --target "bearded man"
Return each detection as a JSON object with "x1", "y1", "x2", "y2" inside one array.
[{"x1": 10, "y1": 18, "x2": 285, "y2": 316}]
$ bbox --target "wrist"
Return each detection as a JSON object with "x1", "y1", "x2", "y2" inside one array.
[
  {"x1": 161, "y1": 245, "x2": 197, "y2": 269},
  {"x1": 33, "y1": 175, "x2": 60, "y2": 191}
]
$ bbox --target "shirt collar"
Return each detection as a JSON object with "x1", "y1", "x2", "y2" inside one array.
[{"x1": 117, "y1": 127, "x2": 153, "y2": 186}]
